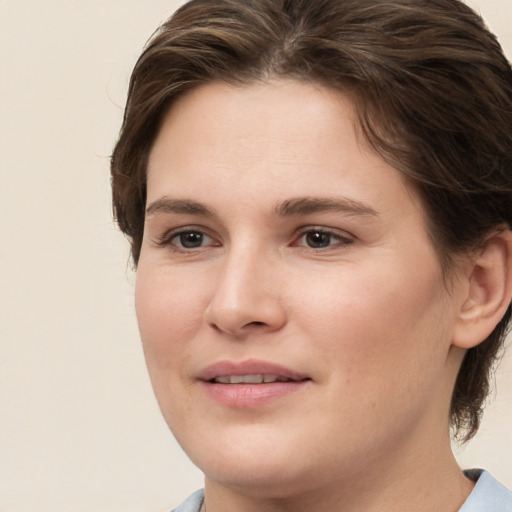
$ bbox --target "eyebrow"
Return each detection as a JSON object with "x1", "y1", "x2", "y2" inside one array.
[
  {"x1": 145, "y1": 195, "x2": 378, "y2": 219},
  {"x1": 274, "y1": 197, "x2": 378, "y2": 217},
  {"x1": 146, "y1": 197, "x2": 216, "y2": 217}
]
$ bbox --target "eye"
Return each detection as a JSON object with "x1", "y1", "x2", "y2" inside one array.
[
  {"x1": 160, "y1": 229, "x2": 218, "y2": 250},
  {"x1": 295, "y1": 228, "x2": 353, "y2": 249},
  {"x1": 175, "y1": 231, "x2": 208, "y2": 248},
  {"x1": 304, "y1": 231, "x2": 332, "y2": 248}
]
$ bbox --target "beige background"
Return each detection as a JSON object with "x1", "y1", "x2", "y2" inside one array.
[{"x1": 0, "y1": 1, "x2": 511, "y2": 511}]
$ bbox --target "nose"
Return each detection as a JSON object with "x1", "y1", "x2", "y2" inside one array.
[{"x1": 204, "y1": 249, "x2": 287, "y2": 337}]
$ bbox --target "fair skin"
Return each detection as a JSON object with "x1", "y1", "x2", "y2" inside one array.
[{"x1": 136, "y1": 80, "x2": 511, "y2": 512}]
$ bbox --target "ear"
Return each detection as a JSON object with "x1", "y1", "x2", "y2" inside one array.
[{"x1": 452, "y1": 229, "x2": 512, "y2": 349}]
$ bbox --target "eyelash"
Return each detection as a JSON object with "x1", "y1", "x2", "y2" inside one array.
[
  {"x1": 293, "y1": 227, "x2": 354, "y2": 250},
  {"x1": 155, "y1": 226, "x2": 354, "y2": 252},
  {"x1": 156, "y1": 227, "x2": 217, "y2": 251}
]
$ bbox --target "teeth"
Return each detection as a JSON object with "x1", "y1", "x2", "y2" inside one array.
[{"x1": 213, "y1": 374, "x2": 291, "y2": 384}]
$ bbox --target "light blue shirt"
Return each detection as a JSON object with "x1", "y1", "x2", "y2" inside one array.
[
  {"x1": 460, "y1": 470, "x2": 512, "y2": 511},
  {"x1": 172, "y1": 470, "x2": 512, "y2": 511}
]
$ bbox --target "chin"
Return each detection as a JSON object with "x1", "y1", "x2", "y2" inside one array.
[
  {"x1": 204, "y1": 457, "x2": 322, "y2": 499},
  {"x1": 175, "y1": 424, "x2": 347, "y2": 498}
]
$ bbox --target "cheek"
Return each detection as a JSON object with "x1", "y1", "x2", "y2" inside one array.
[
  {"x1": 292, "y1": 259, "x2": 451, "y2": 385},
  {"x1": 288, "y1": 262, "x2": 453, "y2": 447},
  {"x1": 135, "y1": 265, "x2": 206, "y2": 370},
  {"x1": 134, "y1": 266, "x2": 206, "y2": 427}
]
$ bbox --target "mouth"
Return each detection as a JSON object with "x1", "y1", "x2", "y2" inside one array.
[
  {"x1": 198, "y1": 359, "x2": 309, "y2": 383},
  {"x1": 198, "y1": 360, "x2": 311, "y2": 407},
  {"x1": 211, "y1": 374, "x2": 300, "y2": 384}
]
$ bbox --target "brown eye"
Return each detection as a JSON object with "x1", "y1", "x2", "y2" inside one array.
[
  {"x1": 171, "y1": 230, "x2": 213, "y2": 249},
  {"x1": 295, "y1": 228, "x2": 354, "y2": 250},
  {"x1": 305, "y1": 231, "x2": 332, "y2": 248},
  {"x1": 179, "y1": 232, "x2": 204, "y2": 248}
]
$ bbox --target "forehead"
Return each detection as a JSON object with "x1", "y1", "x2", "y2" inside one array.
[
  {"x1": 149, "y1": 79, "x2": 362, "y2": 167},
  {"x1": 146, "y1": 79, "x2": 423, "y2": 223}
]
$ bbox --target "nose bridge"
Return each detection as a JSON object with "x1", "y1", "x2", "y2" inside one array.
[{"x1": 205, "y1": 239, "x2": 285, "y2": 335}]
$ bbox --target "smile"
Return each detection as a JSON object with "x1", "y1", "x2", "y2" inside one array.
[
  {"x1": 198, "y1": 360, "x2": 311, "y2": 407},
  {"x1": 213, "y1": 374, "x2": 296, "y2": 384}
]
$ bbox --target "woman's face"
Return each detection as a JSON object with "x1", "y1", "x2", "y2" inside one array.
[{"x1": 136, "y1": 80, "x2": 466, "y2": 495}]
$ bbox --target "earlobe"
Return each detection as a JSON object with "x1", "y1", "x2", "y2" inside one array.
[{"x1": 452, "y1": 229, "x2": 512, "y2": 349}]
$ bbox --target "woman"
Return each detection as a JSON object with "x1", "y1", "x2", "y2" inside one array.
[{"x1": 111, "y1": 0, "x2": 512, "y2": 510}]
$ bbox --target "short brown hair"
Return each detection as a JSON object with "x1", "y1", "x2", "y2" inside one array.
[{"x1": 111, "y1": 0, "x2": 512, "y2": 441}]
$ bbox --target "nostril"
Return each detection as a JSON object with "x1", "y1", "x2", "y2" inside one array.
[{"x1": 248, "y1": 321, "x2": 265, "y2": 327}]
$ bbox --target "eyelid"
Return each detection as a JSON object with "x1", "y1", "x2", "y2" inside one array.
[
  {"x1": 154, "y1": 225, "x2": 220, "y2": 249},
  {"x1": 292, "y1": 226, "x2": 355, "y2": 248},
  {"x1": 150, "y1": 224, "x2": 354, "y2": 251}
]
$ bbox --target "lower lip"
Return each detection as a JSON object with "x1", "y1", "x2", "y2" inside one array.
[{"x1": 201, "y1": 380, "x2": 309, "y2": 408}]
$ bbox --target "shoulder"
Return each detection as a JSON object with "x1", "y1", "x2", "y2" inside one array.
[
  {"x1": 171, "y1": 489, "x2": 204, "y2": 512},
  {"x1": 459, "y1": 469, "x2": 512, "y2": 512}
]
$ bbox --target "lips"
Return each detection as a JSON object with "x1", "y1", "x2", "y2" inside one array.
[
  {"x1": 198, "y1": 359, "x2": 309, "y2": 383},
  {"x1": 213, "y1": 374, "x2": 294, "y2": 384},
  {"x1": 197, "y1": 359, "x2": 311, "y2": 407}
]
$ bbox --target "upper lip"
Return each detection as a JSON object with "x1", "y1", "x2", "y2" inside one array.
[{"x1": 197, "y1": 359, "x2": 309, "y2": 382}]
